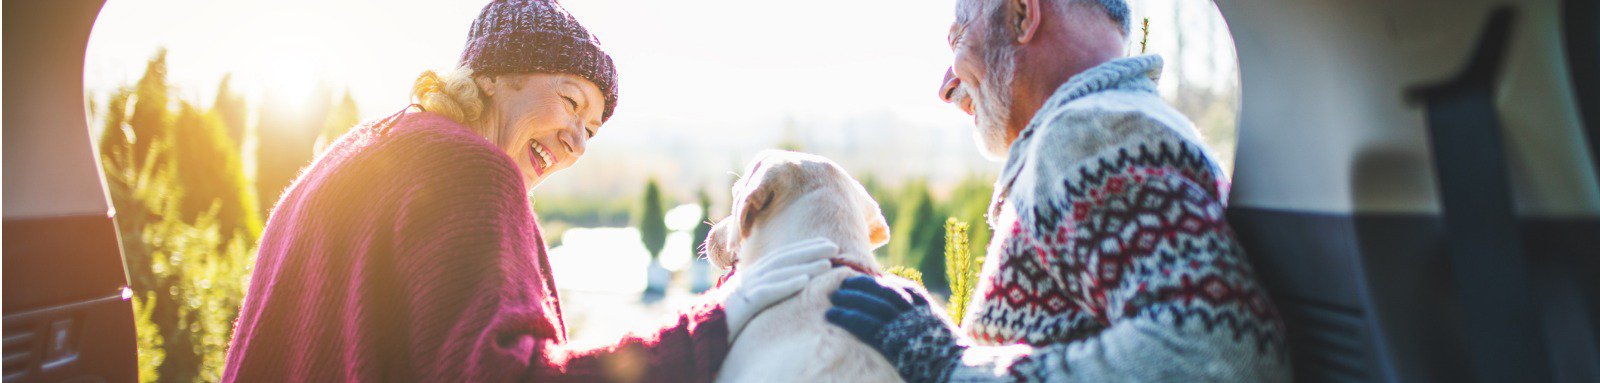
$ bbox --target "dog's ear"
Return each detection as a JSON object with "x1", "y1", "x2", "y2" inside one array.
[
  {"x1": 739, "y1": 190, "x2": 771, "y2": 236},
  {"x1": 844, "y1": 175, "x2": 891, "y2": 248},
  {"x1": 865, "y1": 195, "x2": 891, "y2": 247},
  {"x1": 867, "y1": 211, "x2": 890, "y2": 247},
  {"x1": 732, "y1": 161, "x2": 783, "y2": 239}
]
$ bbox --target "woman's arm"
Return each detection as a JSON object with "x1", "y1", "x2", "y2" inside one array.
[
  {"x1": 528, "y1": 300, "x2": 729, "y2": 382},
  {"x1": 528, "y1": 239, "x2": 837, "y2": 382},
  {"x1": 387, "y1": 133, "x2": 831, "y2": 382},
  {"x1": 394, "y1": 183, "x2": 728, "y2": 381}
]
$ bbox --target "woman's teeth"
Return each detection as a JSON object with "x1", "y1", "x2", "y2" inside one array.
[{"x1": 529, "y1": 141, "x2": 556, "y2": 172}]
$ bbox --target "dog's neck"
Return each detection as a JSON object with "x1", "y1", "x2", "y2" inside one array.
[{"x1": 739, "y1": 190, "x2": 879, "y2": 268}]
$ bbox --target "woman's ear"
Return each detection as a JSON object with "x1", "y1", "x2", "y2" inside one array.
[
  {"x1": 473, "y1": 75, "x2": 497, "y2": 97},
  {"x1": 1014, "y1": 0, "x2": 1043, "y2": 44}
]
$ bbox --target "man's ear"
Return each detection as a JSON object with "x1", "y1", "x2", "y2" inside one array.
[{"x1": 1014, "y1": 0, "x2": 1044, "y2": 43}]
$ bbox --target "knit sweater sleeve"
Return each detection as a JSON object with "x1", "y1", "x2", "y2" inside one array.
[
  {"x1": 386, "y1": 131, "x2": 571, "y2": 382},
  {"x1": 527, "y1": 300, "x2": 731, "y2": 382},
  {"x1": 887, "y1": 172, "x2": 1290, "y2": 382},
  {"x1": 386, "y1": 130, "x2": 729, "y2": 382},
  {"x1": 871, "y1": 112, "x2": 1288, "y2": 381},
  {"x1": 384, "y1": 133, "x2": 550, "y2": 382}
]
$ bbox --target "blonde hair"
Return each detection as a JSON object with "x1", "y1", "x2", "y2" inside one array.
[{"x1": 411, "y1": 68, "x2": 487, "y2": 125}]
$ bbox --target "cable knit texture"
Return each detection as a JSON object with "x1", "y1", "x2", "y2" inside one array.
[
  {"x1": 877, "y1": 306, "x2": 965, "y2": 381},
  {"x1": 876, "y1": 55, "x2": 1291, "y2": 382},
  {"x1": 221, "y1": 112, "x2": 728, "y2": 382},
  {"x1": 460, "y1": 0, "x2": 618, "y2": 121}
]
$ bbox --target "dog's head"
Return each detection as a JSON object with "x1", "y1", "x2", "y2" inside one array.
[{"x1": 703, "y1": 150, "x2": 889, "y2": 268}]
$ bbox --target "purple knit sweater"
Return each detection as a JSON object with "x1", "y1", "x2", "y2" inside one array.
[{"x1": 222, "y1": 112, "x2": 729, "y2": 382}]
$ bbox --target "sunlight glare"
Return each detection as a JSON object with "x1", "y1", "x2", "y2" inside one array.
[
  {"x1": 664, "y1": 204, "x2": 703, "y2": 232},
  {"x1": 548, "y1": 227, "x2": 649, "y2": 294},
  {"x1": 659, "y1": 232, "x2": 695, "y2": 272},
  {"x1": 250, "y1": 55, "x2": 322, "y2": 111}
]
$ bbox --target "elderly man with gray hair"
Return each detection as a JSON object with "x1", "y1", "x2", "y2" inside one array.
[{"x1": 824, "y1": 0, "x2": 1291, "y2": 381}]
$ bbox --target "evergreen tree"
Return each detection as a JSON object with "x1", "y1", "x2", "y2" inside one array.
[
  {"x1": 889, "y1": 181, "x2": 948, "y2": 293},
  {"x1": 99, "y1": 87, "x2": 135, "y2": 172},
  {"x1": 691, "y1": 188, "x2": 713, "y2": 256},
  {"x1": 315, "y1": 88, "x2": 360, "y2": 153},
  {"x1": 129, "y1": 48, "x2": 171, "y2": 166},
  {"x1": 948, "y1": 175, "x2": 995, "y2": 259},
  {"x1": 859, "y1": 174, "x2": 899, "y2": 259},
  {"x1": 213, "y1": 74, "x2": 249, "y2": 151},
  {"x1": 255, "y1": 85, "x2": 332, "y2": 214},
  {"x1": 171, "y1": 102, "x2": 263, "y2": 244},
  {"x1": 638, "y1": 178, "x2": 668, "y2": 259},
  {"x1": 944, "y1": 218, "x2": 984, "y2": 325},
  {"x1": 97, "y1": 49, "x2": 261, "y2": 383},
  {"x1": 690, "y1": 188, "x2": 716, "y2": 293}
]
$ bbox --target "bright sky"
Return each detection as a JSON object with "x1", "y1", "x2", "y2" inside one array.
[
  {"x1": 86, "y1": 0, "x2": 973, "y2": 127},
  {"x1": 84, "y1": 0, "x2": 1238, "y2": 196},
  {"x1": 86, "y1": 0, "x2": 1234, "y2": 127}
]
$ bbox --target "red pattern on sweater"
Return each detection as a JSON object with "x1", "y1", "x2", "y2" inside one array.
[{"x1": 222, "y1": 112, "x2": 729, "y2": 382}]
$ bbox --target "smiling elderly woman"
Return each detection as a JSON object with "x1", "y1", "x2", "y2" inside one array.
[{"x1": 219, "y1": 1, "x2": 834, "y2": 381}]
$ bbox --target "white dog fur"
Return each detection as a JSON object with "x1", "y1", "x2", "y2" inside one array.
[{"x1": 704, "y1": 150, "x2": 934, "y2": 383}]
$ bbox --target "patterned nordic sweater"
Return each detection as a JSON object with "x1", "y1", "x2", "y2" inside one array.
[{"x1": 878, "y1": 56, "x2": 1290, "y2": 382}]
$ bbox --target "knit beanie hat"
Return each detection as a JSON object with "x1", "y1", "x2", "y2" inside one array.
[{"x1": 459, "y1": 0, "x2": 618, "y2": 121}]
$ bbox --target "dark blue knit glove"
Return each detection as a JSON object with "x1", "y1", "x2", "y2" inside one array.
[{"x1": 825, "y1": 276, "x2": 964, "y2": 382}]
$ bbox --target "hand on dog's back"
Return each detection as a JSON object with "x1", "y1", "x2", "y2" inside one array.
[{"x1": 708, "y1": 151, "x2": 910, "y2": 383}]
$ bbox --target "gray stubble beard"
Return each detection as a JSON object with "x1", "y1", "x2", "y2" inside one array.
[{"x1": 972, "y1": 43, "x2": 1018, "y2": 161}]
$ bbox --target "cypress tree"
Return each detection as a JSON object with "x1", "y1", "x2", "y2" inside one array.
[
  {"x1": 315, "y1": 88, "x2": 360, "y2": 153},
  {"x1": 255, "y1": 85, "x2": 331, "y2": 214},
  {"x1": 97, "y1": 49, "x2": 260, "y2": 382},
  {"x1": 98, "y1": 87, "x2": 135, "y2": 172},
  {"x1": 638, "y1": 178, "x2": 667, "y2": 259},
  {"x1": 129, "y1": 48, "x2": 171, "y2": 167},
  {"x1": 213, "y1": 74, "x2": 249, "y2": 151},
  {"x1": 171, "y1": 102, "x2": 263, "y2": 243},
  {"x1": 890, "y1": 181, "x2": 947, "y2": 294},
  {"x1": 691, "y1": 188, "x2": 713, "y2": 257}
]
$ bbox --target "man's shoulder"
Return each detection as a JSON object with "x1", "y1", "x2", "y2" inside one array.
[
  {"x1": 1022, "y1": 92, "x2": 1208, "y2": 174},
  {"x1": 1007, "y1": 91, "x2": 1228, "y2": 208}
]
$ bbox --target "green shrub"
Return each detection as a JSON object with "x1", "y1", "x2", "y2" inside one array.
[
  {"x1": 887, "y1": 181, "x2": 948, "y2": 293},
  {"x1": 884, "y1": 265, "x2": 924, "y2": 287},
  {"x1": 102, "y1": 138, "x2": 253, "y2": 383},
  {"x1": 171, "y1": 102, "x2": 261, "y2": 244},
  {"x1": 98, "y1": 48, "x2": 262, "y2": 383},
  {"x1": 944, "y1": 218, "x2": 985, "y2": 326}
]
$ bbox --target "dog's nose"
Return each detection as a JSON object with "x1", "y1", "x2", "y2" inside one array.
[{"x1": 938, "y1": 67, "x2": 961, "y2": 103}]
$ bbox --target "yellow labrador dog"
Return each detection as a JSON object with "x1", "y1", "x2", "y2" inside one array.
[{"x1": 704, "y1": 150, "x2": 918, "y2": 382}]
